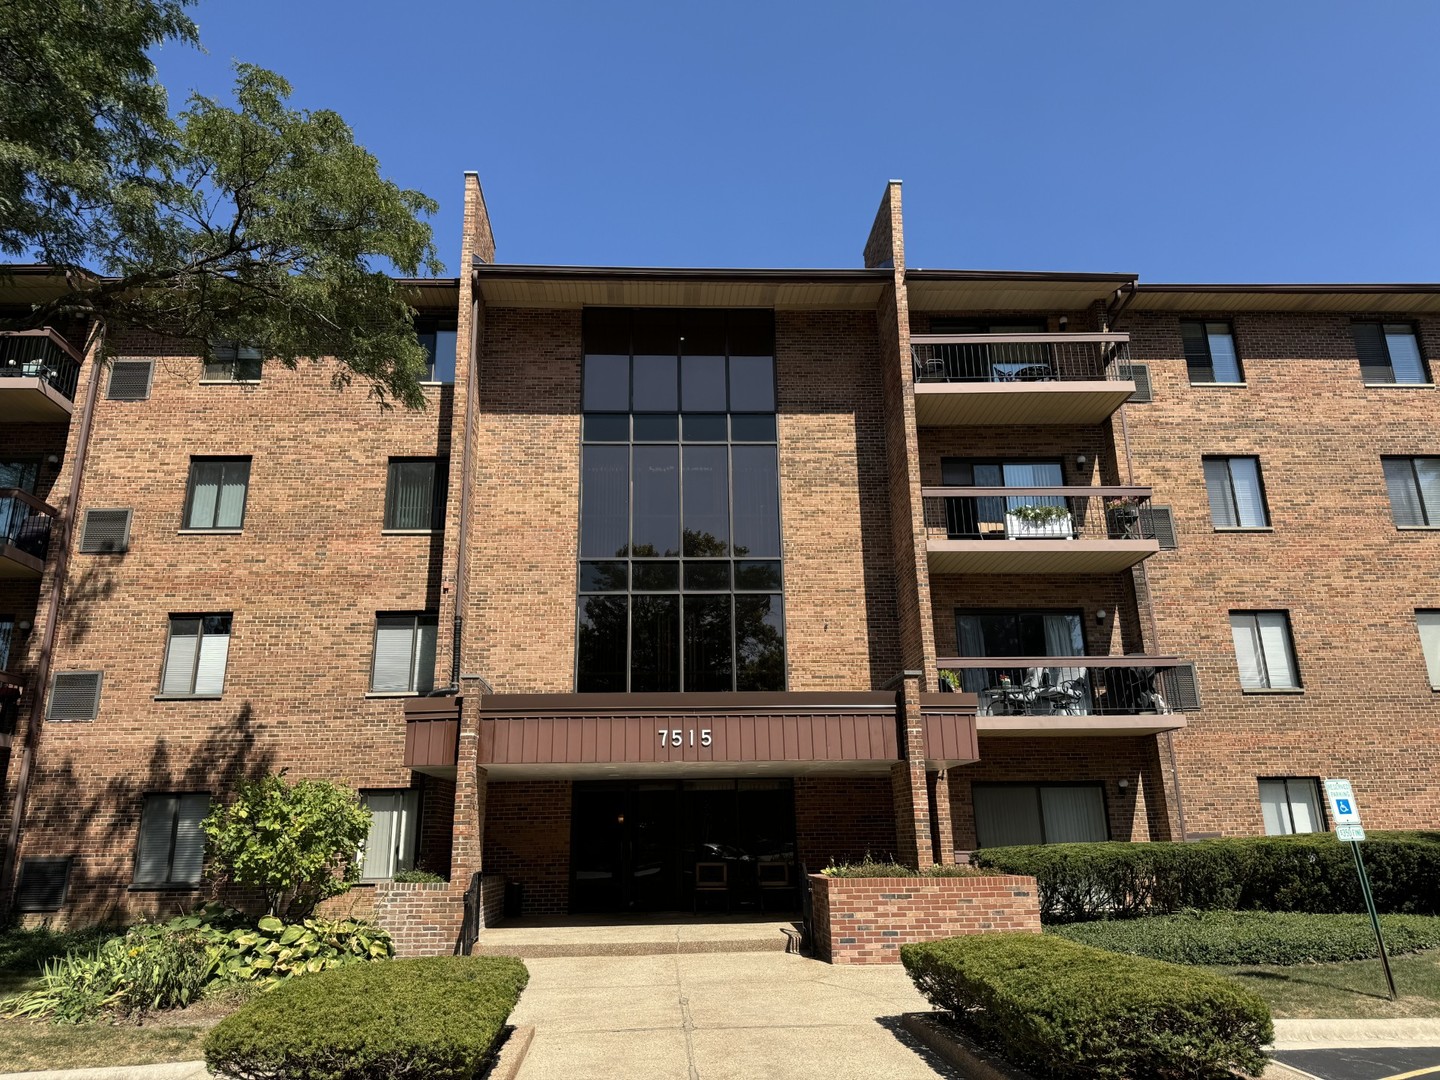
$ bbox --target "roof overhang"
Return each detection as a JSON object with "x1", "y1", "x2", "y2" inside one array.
[
  {"x1": 471, "y1": 264, "x2": 890, "y2": 309},
  {"x1": 395, "y1": 277, "x2": 461, "y2": 311},
  {"x1": 905, "y1": 269, "x2": 1137, "y2": 313},
  {"x1": 1130, "y1": 283, "x2": 1440, "y2": 315}
]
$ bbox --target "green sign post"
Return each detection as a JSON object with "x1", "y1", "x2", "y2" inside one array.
[{"x1": 1324, "y1": 778, "x2": 1396, "y2": 1002}]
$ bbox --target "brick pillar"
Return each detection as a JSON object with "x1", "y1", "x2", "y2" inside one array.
[
  {"x1": 891, "y1": 676, "x2": 934, "y2": 869},
  {"x1": 449, "y1": 695, "x2": 486, "y2": 883},
  {"x1": 928, "y1": 769, "x2": 955, "y2": 865}
]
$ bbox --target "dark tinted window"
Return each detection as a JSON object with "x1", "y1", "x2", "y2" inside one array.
[
  {"x1": 632, "y1": 446, "x2": 680, "y2": 557},
  {"x1": 580, "y1": 445, "x2": 629, "y2": 557}
]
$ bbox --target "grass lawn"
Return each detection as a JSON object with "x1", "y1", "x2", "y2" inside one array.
[{"x1": 1214, "y1": 949, "x2": 1440, "y2": 1019}]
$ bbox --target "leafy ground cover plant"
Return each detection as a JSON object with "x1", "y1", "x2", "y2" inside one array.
[{"x1": 205, "y1": 956, "x2": 529, "y2": 1080}]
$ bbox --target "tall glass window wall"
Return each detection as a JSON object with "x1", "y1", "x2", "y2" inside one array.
[{"x1": 578, "y1": 309, "x2": 784, "y2": 692}]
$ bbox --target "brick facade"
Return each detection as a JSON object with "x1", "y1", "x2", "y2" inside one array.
[
  {"x1": 809, "y1": 873, "x2": 1041, "y2": 964},
  {"x1": 3, "y1": 174, "x2": 1438, "y2": 941}
]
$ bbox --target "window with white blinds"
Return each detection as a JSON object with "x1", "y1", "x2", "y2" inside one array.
[
  {"x1": 1229, "y1": 611, "x2": 1300, "y2": 689},
  {"x1": 134, "y1": 793, "x2": 210, "y2": 886},
  {"x1": 204, "y1": 341, "x2": 263, "y2": 382},
  {"x1": 383, "y1": 458, "x2": 447, "y2": 531},
  {"x1": 1383, "y1": 457, "x2": 1440, "y2": 528},
  {"x1": 1353, "y1": 323, "x2": 1429, "y2": 385},
  {"x1": 972, "y1": 783, "x2": 1108, "y2": 847},
  {"x1": 1417, "y1": 611, "x2": 1440, "y2": 689},
  {"x1": 161, "y1": 614, "x2": 232, "y2": 696},
  {"x1": 1181, "y1": 321, "x2": 1244, "y2": 384},
  {"x1": 370, "y1": 614, "x2": 437, "y2": 693},
  {"x1": 1258, "y1": 778, "x2": 1323, "y2": 836},
  {"x1": 359, "y1": 790, "x2": 419, "y2": 879},
  {"x1": 1204, "y1": 456, "x2": 1269, "y2": 528},
  {"x1": 184, "y1": 457, "x2": 251, "y2": 530}
]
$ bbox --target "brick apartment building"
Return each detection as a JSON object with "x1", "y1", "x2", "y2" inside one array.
[{"x1": 1, "y1": 174, "x2": 1437, "y2": 939}]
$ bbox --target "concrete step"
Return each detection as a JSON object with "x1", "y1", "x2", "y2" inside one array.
[{"x1": 471, "y1": 915, "x2": 803, "y2": 959}]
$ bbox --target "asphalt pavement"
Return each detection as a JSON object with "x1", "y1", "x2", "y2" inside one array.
[{"x1": 1275, "y1": 1046, "x2": 1440, "y2": 1080}]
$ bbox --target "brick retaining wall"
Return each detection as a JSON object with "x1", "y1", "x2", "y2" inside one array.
[
  {"x1": 809, "y1": 873, "x2": 1040, "y2": 964},
  {"x1": 373, "y1": 881, "x2": 463, "y2": 957}
]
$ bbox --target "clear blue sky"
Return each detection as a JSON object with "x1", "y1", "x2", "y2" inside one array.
[{"x1": 154, "y1": 1, "x2": 1440, "y2": 281}]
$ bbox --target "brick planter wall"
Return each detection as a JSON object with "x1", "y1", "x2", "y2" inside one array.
[
  {"x1": 809, "y1": 873, "x2": 1040, "y2": 964},
  {"x1": 373, "y1": 882, "x2": 463, "y2": 957}
]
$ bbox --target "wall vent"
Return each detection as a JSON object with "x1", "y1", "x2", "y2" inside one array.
[
  {"x1": 46, "y1": 671, "x2": 103, "y2": 721},
  {"x1": 78, "y1": 509, "x2": 132, "y2": 554},
  {"x1": 106, "y1": 360, "x2": 154, "y2": 401},
  {"x1": 14, "y1": 857, "x2": 71, "y2": 912}
]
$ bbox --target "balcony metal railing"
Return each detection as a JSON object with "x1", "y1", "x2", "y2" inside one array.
[
  {"x1": 936, "y1": 656, "x2": 1186, "y2": 717},
  {"x1": 920, "y1": 486, "x2": 1156, "y2": 541},
  {"x1": 0, "y1": 489, "x2": 57, "y2": 561},
  {"x1": 911, "y1": 332, "x2": 1131, "y2": 384},
  {"x1": 0, "y1": 329, "x2": 83, "y2": 401}
]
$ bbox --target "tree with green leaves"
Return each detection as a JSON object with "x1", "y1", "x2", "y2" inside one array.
[
  {"x1": 1, "y1": 0, "x2": 442, "y2": 407},
  {"x1": 201, "y1": 773, "x2": 373, "y2": 920}
]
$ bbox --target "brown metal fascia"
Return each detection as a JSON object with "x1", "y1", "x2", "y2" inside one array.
[
  {"x1": 479, "y1": 691, "x2": 899, "y2": 716},
  {"x1": 470, "y1": 264, "x2": 892, "y2": 284},
  {"x1": 0, "y1": 318, "x2": 105, "y2": 913},
  {"x1": 1136, "y1": 282, "x2": 1440, "y2": 294},
  {"x1": 906, "y1": 269, "x2": 1139, "y2": 284}
]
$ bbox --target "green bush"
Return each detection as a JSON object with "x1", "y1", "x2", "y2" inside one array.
[
  {"x1": 821, "y1": 857, "x2": 993, "y2": 879},
  {"x1": 2, "y1": 923, "x2": 214, "y2": 1022},
  {"x1": 1050, "y1": 910, "x2": 1440, "y2": 965},
  {"x1": 204, "y1": 956, "x2": 529, "y2": 1080},
  {"x1": 971, "y1": 832, "x2": 1440, "y2": 923},
  {"x1": 391, "y1": 869, "x2": 446, "y2": 884},
  {"x1": 189, "y1": 909, "x2": 392, "y2": 986},
  {"x1": 203, "y1": 773, "x2": 374, "y2": 919},
  {"x1": 902, "y1": 933, "x2": 1272, "y2": 1080}
]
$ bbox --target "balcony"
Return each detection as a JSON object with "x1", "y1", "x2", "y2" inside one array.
[
  {"x1": 0, "y1": 330, "x2": 82, "y2": 422},
  {"x1": 935, "y1": 656, "x2": 1190, "y2": 737},
  {"x1": 910, "y1": 332, "x2": 1135, "y2": 426},
  {"x1": 0, "y1": 491, "x2": 57, "y2": 578},
  {"x1": 921, "y1": 486, "x2": 1159, "y2": 574}
]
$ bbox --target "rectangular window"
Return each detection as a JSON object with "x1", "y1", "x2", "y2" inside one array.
[
  {"x1": 183, "y1": 457, "x2": 250, "y2": 530},
  {"x1": 161, "y1": 614, "x2": 232, "y2": 696},
  {"x1": 1258, "y1": 778, "x2": 1323, "y2": 836},
  {"x1": 1181, "y1": 321, "x2": 1243, "y2": 383},
  {"x1": 1203, "y1": 456, "x2": 1269, "y2": 528},
  {"x1": 0, "y1": 614, "x2": 12, "y2": 672},
  {"x1": 416, "y1": 317, "x2": 457, "y2": 385},
  {"x1": 577, "y1": 308, "x2": 784, "y2": 692},
  {"x1": 371, "y1": 613, "x2": 437, "y2": 693},
  {"x1": 1383, "y1": 457, "x2": 1440, "y2": 527},
  {"x1": 1417, "y1": 611, "x2": 1440, "y2": 689},
  {"x1": 384, "y1": 458, "x2": 448, "y2": 531},
  {"x1": 134, "y1": 793, "x2": 210, "y2": 886},
  {"x1": 360, "y1": 790, "x2": 419, "y2": 879},
  {"x1": 204, "y1": 341, "x2": 263, "y2": 383},
  {"x1": 1353, "y1": 322, "x2": 1429, "y2": 385},
  {"x1": 1229, "y1": 611, "x2": 1300, "y2": 689},
  {"x1": 972, "y1": 783, "x2": 1108, "y2": 847}
]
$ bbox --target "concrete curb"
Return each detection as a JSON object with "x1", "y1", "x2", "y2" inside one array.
[
  {"x1": 1271, "y1": 1017, "x2": 1440, "y2": 1049},
  {"x1": 486, "y1": 1024, "x2": 535, "y2": 1080},
  {"x1": 898, "y1": 1013, "x2": 1035, "y2": 1080},
  {"x1": 0, "y1": 1063, "x2": 208, "y2": 1080}
]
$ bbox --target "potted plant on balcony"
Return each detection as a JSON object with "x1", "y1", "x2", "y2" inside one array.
[
  {"x1": 1106, "y1": 496, "x2": 1144, "y2": 539},
  {"x1": 937, "y1": 669, "x2": 960, "y2": 693},
  {"x1": 1005, "y1": 502, "x2": 1073, "y2": 539}
]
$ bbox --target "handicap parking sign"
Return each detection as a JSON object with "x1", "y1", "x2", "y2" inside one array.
[
  {"x1": 1336, "y1": 799, "x2": 1353, "y2": 816},
  {"x1": 1323, "y1": 779, "x2": 1363, "y2": 828}
]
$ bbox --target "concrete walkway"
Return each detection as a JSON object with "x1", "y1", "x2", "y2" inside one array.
[{"x1": 509, "y1": 951, "x2": 958, "y2": 1079}]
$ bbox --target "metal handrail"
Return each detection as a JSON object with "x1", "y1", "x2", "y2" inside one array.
[
  {"x1": 0, "y1": 329, "x2": 83, "y2": 401},
  {"x1": 936, "y1": 656, "x2": 1187, "y2": 717},
  {"x1": 921, "y1": 487, "x2": 1157, "y2": 542},
  {"x1": 911, "y1": 332, "x2": 1132, "y2": 384},
  {"x1": 0, "y1": 489, "x2": 57, "y2": 561}
]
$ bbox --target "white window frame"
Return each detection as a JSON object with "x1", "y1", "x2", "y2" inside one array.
[
  {"x1": 134, "y1": 792, "x2": 211, "y2": 886},
  {"x1": 1229, "y1": 611, "x2": 1300, "y2": 690},
  {"x1": 1258, "y1": 778, "x2": 1324, "y2": 836},
  {"x1": 161, "y1": 614, "x2": 233, "y2": 697},
  {"x1": 359, "y1": 789, "x2": 420, "y2": 880},
  {"x1": 370, "y1": 613, "x2": 438, "y2": 694}
]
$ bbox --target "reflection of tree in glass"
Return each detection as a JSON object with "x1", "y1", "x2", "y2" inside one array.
[
  {"x1": 736, "y1": 595, "x2": 785, "y2": 691},
  {"x1": 577, "y1": 594, "x2": 626, "y2": 691},
  {"x1": 684, "y1": 530, "x2": 743, "y2": 558}
]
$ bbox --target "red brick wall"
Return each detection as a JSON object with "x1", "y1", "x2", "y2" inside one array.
[
  {"x1": 482, "y1": 779, "x2": 571, "y2": 915},
  {"x1": 794, "y1": 775, "x2": 898, "y2": 870},
  {"x1": 809, "y1": 873, "x2": 1041, "y2": 964},
  {"x1": 373, "y1": 881, "x2": 461, "y2": 957},
  {"x1": 1124, "y1": 309, "x2": 1440, "y2": 835}
]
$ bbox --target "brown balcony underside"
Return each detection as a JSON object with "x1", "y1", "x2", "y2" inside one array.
[
  {"x1": 0, "y1": 378, "x2": 75, "y2": 422},
  {"x1": 926, "y1": 539, "x2": 1159, "y2": 574},
  {"x1": 914, "y1": 381, "x2": 1137, "y2": 426}
]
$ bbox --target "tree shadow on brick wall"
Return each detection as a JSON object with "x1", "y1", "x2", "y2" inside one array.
[
  {"x1": 57, "y1": 562, "x2": 118, "y2": 646},
  {"x1": 18, "y1": 701, "x2": 275, "y2": 925}
]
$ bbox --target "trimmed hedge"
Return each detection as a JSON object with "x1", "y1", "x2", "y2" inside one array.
[
  {"x1": 204, "y1": 956, "x2": 529, "y2": 1080},
  {"x1": 1050, "y1": 911, "x2": 1440, "y2": 966},
  {"x1": 821, "y1": 858, "x2": 993, "y2": 879},
  {"x1": 902, "y1": 933, "x2": 1272, "y2": 1080},
  {"x1": 971, "y1": 832, "x2": 1440, "y2": 923}
]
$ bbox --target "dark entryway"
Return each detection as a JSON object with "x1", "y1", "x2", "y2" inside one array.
[{"x1": 569, "y1": 778, "x2": 797, "y2": 914}]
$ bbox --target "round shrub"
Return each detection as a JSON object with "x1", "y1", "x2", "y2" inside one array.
[
  {"x1": 1049, "y1": 910, "x2": 1440, "y2": 966},
  {"x1": 204, "y1": 955, "x2": 529, "y2": 1080}
]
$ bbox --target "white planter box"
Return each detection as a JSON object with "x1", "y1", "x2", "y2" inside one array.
[{"x1": 1005, "y1": 512, "x2": 1074, "y2": 539}]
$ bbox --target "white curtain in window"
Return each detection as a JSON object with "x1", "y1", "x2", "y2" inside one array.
[
  {"x1": 216, "y1": 465, "x2": 247, "y2": 528},
  {"x1": 372, "y1": 618, "x2": 418, "y2": 692},
  {"x1": 1230, "y1": 615, "x2": 1266, "y2": 687},
  {"x1": 1228, "y1": 458, "x2": 1267, "y2": 527},
  {"x1": 1287, "y1": 781, "x2": 1322, "y2": 833},
  {"x1": 1039, "y1": 786, "x2": 1109, "y2": 843},
  {"x1": 973, "y1": 786, "x2": 1043, "y2": 848},
  {"x1": 1415, "y1": 459, "x2": 1440, "y2": 521},
  {"x1": 1257, "y1": 613, "x2": 1297, "y2": 688},
  {"x1": 187, "y1": 463, "x2": 221, "y2": 528},
  {"x1": 172, "y1": 795, "x2": 210, "y2": 884},
  {"x1": 1204, "y1": 459, "x2": 1237, "y2": 527},
  {"x1": 1043, "y1": 614, "x2": 1090, "y2": 713},
  {"x1": 361, "y1": 791, "x2": 418, "y2": 879},
  {"x1": 1384, "y1": 326, "x2": 1427, "y2": 384},
  {"x1": 194, "y1": 628, "x2": 230, "y2": 695},
  {"x1": 162, "y1": 619, "x2": 201, "y2": 695},
  {"x1": 1418, "y1": 612, "x2": 1440, "y2": 689},
  {"x1": 1259, "y1": 779, "x2": 1290, "y2": 835}
]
